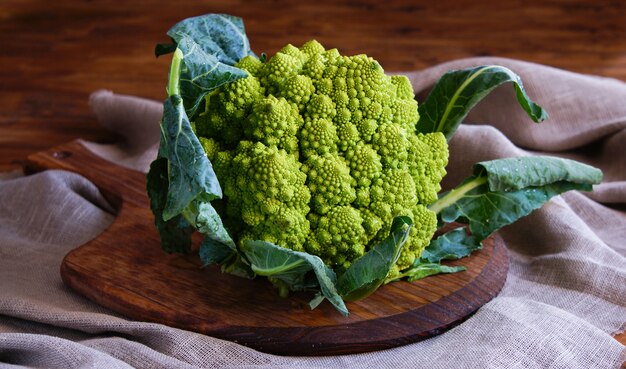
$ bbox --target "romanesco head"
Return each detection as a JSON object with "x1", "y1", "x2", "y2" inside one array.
[{"x1": 194, "y1": 41, "x2": 448, "y2": 273}]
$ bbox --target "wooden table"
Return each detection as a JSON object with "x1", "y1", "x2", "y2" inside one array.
[{"x1": 2, "y1": 0, "x2": 625, "y2": 347}]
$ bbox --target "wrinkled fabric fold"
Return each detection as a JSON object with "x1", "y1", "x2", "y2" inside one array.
[{"x1": 0, "y1": 57, "x2": 625, "y2": 368}]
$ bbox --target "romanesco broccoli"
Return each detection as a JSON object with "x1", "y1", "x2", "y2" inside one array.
[{"x1": 194, "y1": 40, "x2": 448, "y2": 273}]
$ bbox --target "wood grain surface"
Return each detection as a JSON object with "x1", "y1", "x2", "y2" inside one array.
[
  {"x1": 3, "y1": 0, "x2": 625, "y2": 347},
  {"x1": 25, "y1": 141, "x2": 508, "y2": 355},
  {"x1": 2, "y1": 0, "x2": 626, "y2": 172}
]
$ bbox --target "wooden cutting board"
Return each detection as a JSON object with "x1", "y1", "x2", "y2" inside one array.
[{"x1": 24, "y1": 140, "x2": 509, "y2": 356}]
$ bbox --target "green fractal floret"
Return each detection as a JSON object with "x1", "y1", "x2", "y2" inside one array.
[
  {"x1": 308, "y1": 205, "x2": 368, "y2": 269},
  {"x1": 407, "y1": 132, "x2": 449, "y2": 204},
  {"x1": 279, "y1": 75, "x2": 315, "y2": 112},
  {"x1": 392, "y1": 99, "x2": 420, "y2": 131},
  {"x1": 198, "y1": 137, "x2": 221, "y2": 162},
  {"x1": 343, "y1": 142, "x2": 382, "y2": 187},
  {"x1": 299, "y1": 118, "x2": 338, "y2": 157},
  {"x1": 196, "y1": 75, "x2": 264, "y2": 145},
  {"x1": 391, "y1": 75, "x2": 415, "y2": 100},
  {"x1": 302, "y1": 153, "x2": 356, "y2": 214},
  {"x1": 372, "y1": 123, "x2": 409, "y2": 169},
  {"x1": 305, "y1": 94, "x2": 336, "y2": 121},
  {"x1": 235, "y1": 55, "x2": 264, "y2": 77},
  {"x1": 261, "y1": 52, "x2": 303, "y2": 94},
  {"x1": 193, "y1": 40, "x2": 449, "y2": 274},
  {"x1": 228, "y1": 142, "x2": 310, "y2": 250},
  {"x1": 245, "y1": 95, "x2": 302, "y2": 154},
  {"x1": 299, "y1": 40, "x2": 325, "y2": 58}
]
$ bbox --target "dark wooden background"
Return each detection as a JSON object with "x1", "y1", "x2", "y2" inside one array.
[{"x1": 1, "y1": 0, "x2": 625, "y2": 346}]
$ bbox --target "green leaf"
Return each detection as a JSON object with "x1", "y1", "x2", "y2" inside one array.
[
  {"x1": 474, "y1": 156, "x2": 604, "y2": 192},
  {"x1": 198, "y1": 237, "x2": 234, "y2": 266},
  {"x1": 195, "y1": 201, "x2": 254, "y2": 278},
  {"x1": 337, "y1": 217, "x2": 412, "y2": 301},
  {"x1": 146, "y1": 158, "x2": 195, "y2": 253},
  {"x1": 241, "y1": 240, "x2": 348, "y2": 316},
  {"x1": 394, "y1": 263, "x2": 466, "y2": 282},
  {"x1": 195, "y1": 201, "x2": 238, "y2": 264},
  {"x1": 421, "y1": 228, "x2": 482, "y2": 263},
  {"x1": 158, "y1": 95, "x2": 223, "y2": 221},
  {"x1": 196, "y1": 202, "x2": 236, "y2": 249},
  {"x1": 417, "y1": 65, "x2": 548, "y2": 140},
  {"x1": 441, "y1": 179, "x2": 586, "y2": 240},
  {"x1": 430, "y1": 156, "x2": 603, "y2": 241},
  {"x1": 166, "y1": 13, "x2": 256, "y2": 65},
  {"x1": 175, "y1": 36, "x2": 249, "y2": 118}
]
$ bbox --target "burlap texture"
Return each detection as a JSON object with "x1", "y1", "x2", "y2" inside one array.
[{"x1": 1, "y1": 57, "x2": 624, "y2": 368}]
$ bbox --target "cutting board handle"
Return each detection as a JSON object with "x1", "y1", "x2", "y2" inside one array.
[{"x1": 24, "y1": 140, "x2": 149, "y2": 210}]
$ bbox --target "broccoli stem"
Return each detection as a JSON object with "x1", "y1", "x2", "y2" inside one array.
[
  {"x1": 428, "y1": 176, "x2": 488, "y2": 215},
  {"x1": 167, "y1": 48, "x2": 184, "y2": 97}
]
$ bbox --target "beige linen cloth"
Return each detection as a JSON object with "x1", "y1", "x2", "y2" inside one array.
[{"x1": 1, "y1": 57, "x2": 625, "y2": 368}]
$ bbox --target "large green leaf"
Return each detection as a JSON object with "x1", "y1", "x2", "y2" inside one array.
[
  {"x1": 160, "y1": 14, "x2": 255, "y2": 64},
  {"x1": 241, "y1": 240, "x2": 348, "y2": 316},
  {"x1": 417, "y1": 65, "x2": 548, "y2": 140},
  {"x1": 158, "y1": 95, "x2": 223, "y2": 221},
  {"x1": 149, "y1": 30, "x2": 251, "y2": 252},
  {"x1": 430, "y1": 156, "x2": 603, "y2": 241},
  {"x1": 474, "y1": 156, "x2": 604, "y2": 192},
  {"x1": 441, "y1": 180, "x2": 586, "y2": 240},
  {"x1": 336, "y1": 217, "x2": 412, "y2": 301}
]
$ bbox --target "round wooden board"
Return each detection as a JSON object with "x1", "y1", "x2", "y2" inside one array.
[{"x1": 25, "y1": 141, "x2": 509, "y2": 356}]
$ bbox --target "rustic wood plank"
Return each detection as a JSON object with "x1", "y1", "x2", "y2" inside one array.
[{"x1": 25, "y1": 141, "x2": 508, "y2": 355}]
